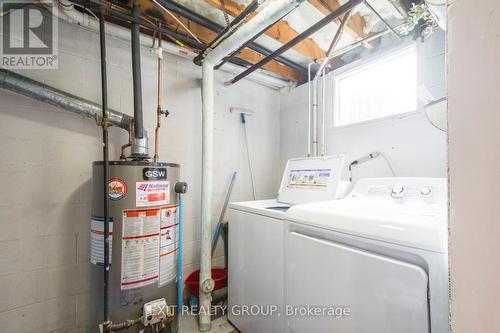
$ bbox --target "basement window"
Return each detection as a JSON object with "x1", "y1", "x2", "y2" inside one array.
[{"x1": 333, "y1": 46, "x2": 418, "y2": 127}]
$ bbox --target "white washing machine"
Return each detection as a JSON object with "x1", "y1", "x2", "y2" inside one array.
[
  {"x1": 284, "y1": 177, "x2": 449, "y2": 333},
  {"x1": 228, "y1": 156, "x2": 346, "y2": 333}
]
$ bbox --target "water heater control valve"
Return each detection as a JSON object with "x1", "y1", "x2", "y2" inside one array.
[{"x1": 142, "y1": 298, "x2": 170, "y2": 327}]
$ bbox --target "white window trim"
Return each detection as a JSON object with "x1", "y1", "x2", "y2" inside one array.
[{"x1": 327, "y1": 42, "x2": 423, "y2": 131}]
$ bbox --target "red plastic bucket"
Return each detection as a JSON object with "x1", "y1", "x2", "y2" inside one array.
[{"x1": 185, "y1": 268, "x2": 228, "y2": 298}]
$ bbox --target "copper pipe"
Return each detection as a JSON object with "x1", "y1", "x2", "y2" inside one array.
[{"x1": 154, "y1": 23, "x2": 163, "y2": 162}]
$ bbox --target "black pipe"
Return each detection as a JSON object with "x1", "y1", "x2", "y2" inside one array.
[
  {"x1": 228, "y1": 0, "x2": 364, "y2": 85},
  {"x1": 70, "y1": 0, "x2": 206, "y2": 49},
  {"x1": 107, "y1": 8, "x2": 205, "y2": 49},
  {"x1": 131, "y1": 3, "x2": 144, "y2": 139},
  {"x1": 156, "y1": 0, "x2": 306, "y2": 74},
  {"x1": 98, "y1": 8, "x2": 110, "y2": 324}
]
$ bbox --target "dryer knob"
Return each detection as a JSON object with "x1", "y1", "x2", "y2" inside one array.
[
  {"x1": 421, "y1": 186, "x2": 432, "y2": 197},
  {"x1": 391, "y1": 184, "x2": 406, "y2": 198}
]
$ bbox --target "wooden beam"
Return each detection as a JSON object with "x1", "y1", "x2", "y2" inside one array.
[
  {"x1": 308, "y1": 0, "x2": 367, "y2": 41},
  {"x1": 205, "y1": 0, "x2": 326, "y2": 60},
  {"x1": 137, "y1": 0, "x2": 306, "y2": 82}
]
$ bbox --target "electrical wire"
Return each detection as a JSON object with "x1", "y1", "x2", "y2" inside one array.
[{"x1": 152, "y1": 0, "x2": 202, "y2": 44}]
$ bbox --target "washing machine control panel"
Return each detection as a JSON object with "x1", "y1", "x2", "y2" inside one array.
[{"x1": 350, "y1": 178, "x2": 447, "y2": 205}]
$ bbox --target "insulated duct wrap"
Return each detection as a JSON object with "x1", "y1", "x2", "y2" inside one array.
[{"x1": 0, "y1": 69, "x2": 132, "y2": 130}]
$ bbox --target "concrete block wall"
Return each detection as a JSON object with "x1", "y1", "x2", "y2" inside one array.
[
  {"x1": 0, "y1": 19, "x2": 281, "y2": 332},
  {"x1": 280, "y1": 30, "x2": 447, "y2": 180}
]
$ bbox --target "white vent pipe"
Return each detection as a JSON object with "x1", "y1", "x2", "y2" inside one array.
[{"x1": 199, "y1": 0, "x2": 304, "y2": 330}]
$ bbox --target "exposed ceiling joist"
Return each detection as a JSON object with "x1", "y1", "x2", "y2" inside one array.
[
  {"x1": 205, "y1": 0, "x2": 326, "y2": 60},
  {"x1": 138, "y1": 0, "x2": 306, "y2": 82},
  {"x1": 309, "y1": 0, "x2": 367, "y2": 41}
]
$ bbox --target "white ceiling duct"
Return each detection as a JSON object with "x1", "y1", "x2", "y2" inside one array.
[{"x1": 426, "y1": 0, "x2": 446, "y2": 30}]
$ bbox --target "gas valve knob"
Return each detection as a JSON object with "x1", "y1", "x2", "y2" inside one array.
[{"x1": 175, "y1": 182, "x2": 188, "y2": 194}]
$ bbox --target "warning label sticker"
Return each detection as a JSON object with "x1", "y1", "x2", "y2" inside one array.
[
  {"x1": 90, "y1": 216, "x2": 113, "y2": 265},
  {"x1": 287, "y1": 168, "x2": 332, "y2": 189},
  {"x1": 121, "y1": 209, "x2": 160, "y2": 290},
  {"x1": 159, "y1": 205, "x2": 179, "y2": 287},
  {"x1": 136, "y1": 181, "x2": 170, "y2": 207}
]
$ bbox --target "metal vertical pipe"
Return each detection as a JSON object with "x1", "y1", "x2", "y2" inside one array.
[
  {"x1": 200, "y1": 62, "x2": 214, "y2": 332},
  {"x1": 321, "y1": 66, "x2": 327, "y2": 156},
  {"x1": 307, "y1": 63, "x2": 313, "y2": 157},
  {"x1": 154, "y1": 26, "x2": 163, "y2": 162},
  {"x1": 200, "y1": 1, "x2": 304, "y2": 330},
  {"x1": 98, "y1": 9, "x2": 110, "y2": 324},
  {"x1": 311, "y1": 79, "x2": 319, "y2": 157},
  {"x1": 310, "y1": 9, "x2": 353, "y2": 157},
  {"x1": 131, "y1": 3, "x2": 144, "y2": 139},
  {"x1": 177, "y1": 194, "x2": 184, "y2": 315}
]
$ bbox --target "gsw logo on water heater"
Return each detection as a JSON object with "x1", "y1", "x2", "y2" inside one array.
[{"x1": 143, "y1": 168, "x2": 167, "y2": 181}]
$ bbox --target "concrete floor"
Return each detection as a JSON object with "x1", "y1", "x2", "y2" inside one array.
[{"x1": 179, "y1": 316, "x2": 236, "y2": 333}]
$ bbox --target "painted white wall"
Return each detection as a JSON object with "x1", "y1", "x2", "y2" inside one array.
[
  {"x1": 0, "y1": 19, "x2": 281, "y2": 332},
  {"x1": 280, "y1": 30, "x2": 447, "y2": 181},
  {"x1": 448, "y1": 0, "x2": 500, "y2": 331}
]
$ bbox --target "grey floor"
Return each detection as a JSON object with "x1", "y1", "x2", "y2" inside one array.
[{"x1": 179, "y1": 316, "x2": 236, "y2": 333}]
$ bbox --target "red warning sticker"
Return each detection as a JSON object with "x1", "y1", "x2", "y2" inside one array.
[{"x1": 121, "y1": 208, "x2": 161, "y2": 290}]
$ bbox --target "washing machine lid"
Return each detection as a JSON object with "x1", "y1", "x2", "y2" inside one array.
[
  {"x1": 229, "y1": 199, "x2": 290, "y2": 219},
  {"x1": 286, "y1": 178, "x2": 448, "y2": 253}
]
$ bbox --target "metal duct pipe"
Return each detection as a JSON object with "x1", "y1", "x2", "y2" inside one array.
[
  {"x1": 131, "y1": 3, "x2": 144, "y2": 140},
  {"x1": 200, "y1": 0, "x2": 304, "y2": 330},
  {"x1": 130, "y1": 3, "x2": 149, "y2": 159},
  {"x1": 0, "y1": 69, "x2": 132, "y2": 130}
]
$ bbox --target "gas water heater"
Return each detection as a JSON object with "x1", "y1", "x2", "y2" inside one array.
[{"x1": 90, "y1": 161, "x2": 184, "y2": 332}]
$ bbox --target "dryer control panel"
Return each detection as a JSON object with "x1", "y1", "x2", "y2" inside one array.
[{"x1": 349, "y1": 177, "x2": 447, "y2": 205}]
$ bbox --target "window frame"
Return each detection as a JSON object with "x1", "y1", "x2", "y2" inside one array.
[{"x1": 328, "y1": 43, "x2": 422, "y2": 130}]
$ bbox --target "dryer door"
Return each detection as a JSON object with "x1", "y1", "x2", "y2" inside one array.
[{"x1": 286, "y1": 232, "x2": 430, "y2": 333}]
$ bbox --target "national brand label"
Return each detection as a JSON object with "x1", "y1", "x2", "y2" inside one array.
[
  {"x1": 136, "y1": 181, "x2": 170, "y2": 207},
  {"x1": 143, "y1": 168, "x2": 167, "y2": 181}
]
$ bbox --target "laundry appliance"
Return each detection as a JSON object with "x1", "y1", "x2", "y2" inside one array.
[
  {"x1": 284, "y1": 177, "x2": 449, "y2": 333},
  {"x1": 227, "y1": 155, "x2": 346, "y2": 333}
]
